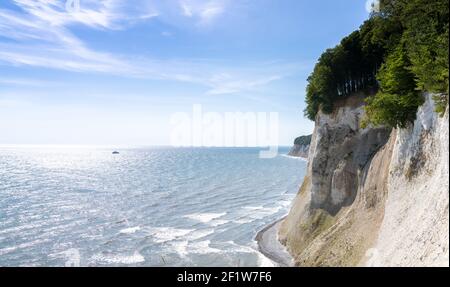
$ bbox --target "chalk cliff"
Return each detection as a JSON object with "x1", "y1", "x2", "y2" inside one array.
[
  {"x1": 288, "y1": 135, "x2": 312, "y2": 158},
  {"x1": 279, "y1": 93, "x2": 449, "y2": 266}
]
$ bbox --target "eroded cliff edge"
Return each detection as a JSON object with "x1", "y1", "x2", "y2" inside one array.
[
  {"x1": 288, "y1": 135, "x2": 312, "y2": 158},
  {"x1": 279, "y1": 93, "x2": 449, "y2": 267}
]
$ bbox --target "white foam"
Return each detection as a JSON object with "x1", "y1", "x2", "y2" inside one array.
[
  {"x1": 183, "y1": 212, "x2": 227, "y2": 223},
  {"x1": 280, "y1": 154, "x2": 308, "y2": 161},
  {"x1": 233, "y1": 204, "x2": 291, "y2": 225},
  {"x1": 209, "y1": 219, "x2": 229, "y2": 227},
  {"x1": 185, "y1": 228, "x2": 215, "y2": 240},
  {"x1": 234, "y1": 218, "x2": 256, "y2": 224},
  {"x1": 224, "y1": 240, "x2": 255, "y2": 253},
  {"x1": 280, "y1": 199, "x2": 293, "y2": 208},
  {"x1": 189, "y1": 240, "x2": 222, "y2": 254},
  {"x1": 222, "y1": 240, "x2": 275, "y2": 266},
  {"x1": 91, "y1": 251, "x2": 145, "y2": 265},
  {"x1": 244, "y1": 206, "x2": 282, "y2": 219},
  {"x1": 243, "y1": 206, "x2": 264, "y2": 211},
  {"x1": 169, "y1": 240, "x2": 189, "y2": 256},
  {"x1": 119, "y1": 226, "x2": 140, "y2": 234},
  {"x1": 258, "y1": 253, "x2": 276, "y2": 267},
  {"x1": 167, "y1": 239, "x2": 226, "y2": 258},
  {"x1": 146, "y1": 227, "x2": 193, "y2": 243}
]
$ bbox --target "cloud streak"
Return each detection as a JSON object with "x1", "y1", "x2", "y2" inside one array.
[
  {"x1": 12, "y1": 0, "x2": 158, "y2": 29},
  {"x1": 0, "y1": 0, "x2": 299, "y2": 94},
  {"x1": 179, "y1": 0, "x2": 227, "y2": 25}
]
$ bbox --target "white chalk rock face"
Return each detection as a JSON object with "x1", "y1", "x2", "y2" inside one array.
[
  {"x1": 307, "y1": 97, "x2": 390, "y2": 213},
  {"x1": 287, "y1": 144, "x2": 310, "y2": 158},
  {"x1": 371, "y1": 94, "x2": 449, "y2": 267},
  {"x1": 280, "y1": 93, "x2": 449, "y2": 267},
  {"x1": 288, "y1": 135, "x2": 312, "y2": 158},
  {"x1": 330, "y1": 159, "x2": 358, "y2": 206}
]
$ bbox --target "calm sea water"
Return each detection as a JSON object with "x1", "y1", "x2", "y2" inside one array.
[{"x1": 0, "y1": 146, "x2": 306, "y2": 267}]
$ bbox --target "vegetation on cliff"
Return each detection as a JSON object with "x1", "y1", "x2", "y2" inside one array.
[
  {"x1": 363, "y1": 44, "x2": 424, "y2": 128},
  {"x1": 305, "y1": 0, "x2": 449, "y2": 128},
  {"x1": 293, "y1": 135, "x2": 312, "y2": 146}
]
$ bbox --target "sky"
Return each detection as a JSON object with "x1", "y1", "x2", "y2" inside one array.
[{"x1": 0, "y1": 0, "x2": 372, "y2": 146}]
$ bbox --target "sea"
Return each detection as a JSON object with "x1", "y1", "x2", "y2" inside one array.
[{"x1": 0, "y1": 146, "x2": 306, "y2": 267}]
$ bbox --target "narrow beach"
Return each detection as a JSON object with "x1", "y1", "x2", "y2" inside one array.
[{"x1": 256, "y1": 218, "x2": 294, "y2": 267}]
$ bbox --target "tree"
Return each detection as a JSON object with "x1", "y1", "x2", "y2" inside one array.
[
  {"x1": 401, "y1": 0, "x2": 449, "y2": 93},
  {"x1": 303, "y1": 0, "x2": 449, "y2": 123},
  {"x1": 363, "y1": 44, "x2": 423, "y2": 128}
]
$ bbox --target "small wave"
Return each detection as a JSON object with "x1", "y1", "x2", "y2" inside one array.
[
  {"x1": 183, "y1": 212, "x2": 227, "y2": 224},
  {"x1": 244, "y1": 206, "x2": 282, "y2": 218},
  {"x1": 119, "y1": 226, "x2": 141, "y2": 234},
  {"x1": 189, "y1": 240, "x2": 222, "y2": 254},
  {"x1": 257, "y1": 253, "x2": 276, "y2": 267},
  {"x1": 91, "y1": 251, "x2": 145, "y2": 265},
  {"x1": 167, "y1": 240, "x2": 225, "y2": 257},
  {"x1": 185, "y1": 228, "x2": 215, "y2": 241},
  {"x1": 223, "y1": 240, "x2": 274, "y2": 267},
  {"x1": 234, "y1": 217, "x2": 256, "y2": 224},
  {"x1": 168, "y1": 240, "x2": 189, "y2": 256},
  {"x1": 280, "y1": 199, "x2": 293, "y2": 208},
  {"x1": 0, "y1": 239, "x2": 50, "y2": 256},
  {"x1": 232, "y1": 204, "x2": 290, "y2": 224},
  {"x1": 243, "y1": 206, "x2": 264, "y2": 211},
  {"x1": 146, "y1": 227, "x2": 193, "y2": 243},
  {"x1": 209, "y1": 219, "x2": 229, "y2": 227},
  {"x1": 280, "y1": 154, "x2": 308, "y2": 161}
]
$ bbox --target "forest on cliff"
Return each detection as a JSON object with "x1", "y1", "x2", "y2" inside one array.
[{"x1": 304, "y1": 0, "x2": 449, "y2": 128}]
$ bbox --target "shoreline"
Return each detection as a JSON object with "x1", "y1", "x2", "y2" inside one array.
[
  {"x1": 255, "y1": 217, "x2": 294, "y2": 267},
  {"x1": 282, "y1": 154, "x2": 308, "y2": 161}
]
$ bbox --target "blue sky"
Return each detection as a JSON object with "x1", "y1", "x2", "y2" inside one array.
[{"x1": 0, "y1": 0, "x2": 371, "y2": 146}]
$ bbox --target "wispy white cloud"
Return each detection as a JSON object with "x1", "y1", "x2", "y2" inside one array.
[
  {"x1": 179, "y1": 0, "x2": 227, "y2": 25},
  {"x1": 0, "y1": 0, "x2": 299, "y2": 95},
  {"x1": 180, "y1": 1, "x2": 193, "y2": 17},
  {"x1": 0, "y1": 78, "x2": 58, "y2": 87},
  {"x1": 12, "y1": 0, "x2": 158, "y2": 29},
  {"x1": 206, "y1": 73, "x2": 282, "y2": 95}
]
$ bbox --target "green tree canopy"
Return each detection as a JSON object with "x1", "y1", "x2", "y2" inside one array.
[{"x1": 304, "y1": 0, "x2": 449, "y2": 127}]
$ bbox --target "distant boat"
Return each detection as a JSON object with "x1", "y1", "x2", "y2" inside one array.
[{"x1": 112, "y1": 151, "x2": 120, "y2": 154}]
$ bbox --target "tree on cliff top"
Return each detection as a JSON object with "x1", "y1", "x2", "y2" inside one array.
[
  {"x1": 363, "y1": 44, "x2": 423, "y2": 128},
  {"x1": 304, "y1": 0, "x2": 449, "y2": 126},
  {"x1": 363, "y1": 0, "x2": 448, "y2": 127}
]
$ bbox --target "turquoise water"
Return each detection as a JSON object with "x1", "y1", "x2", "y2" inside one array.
[{"x1": 0, "y1": 146, "x2": 306, "y2": 267}]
